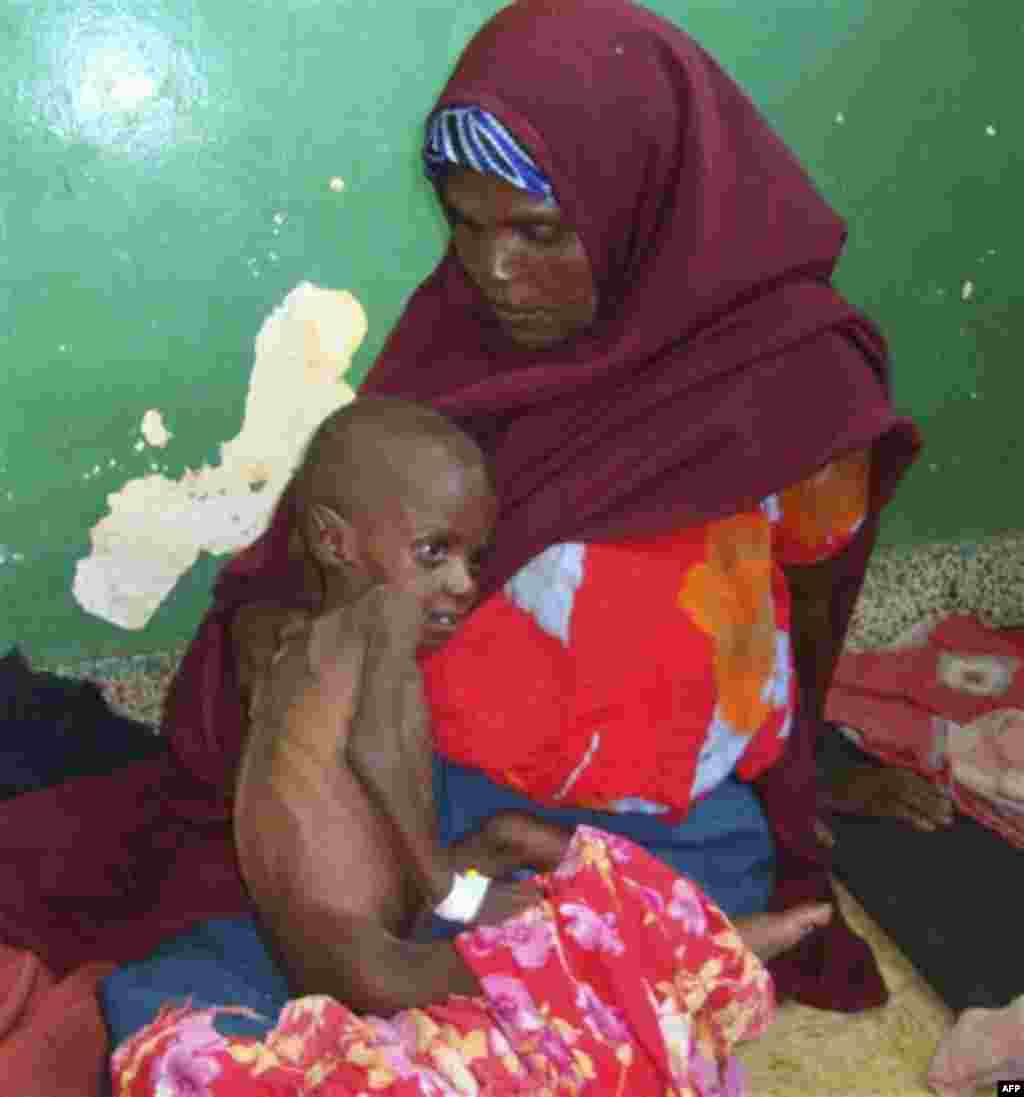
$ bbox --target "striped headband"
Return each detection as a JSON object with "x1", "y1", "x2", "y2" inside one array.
[{"x1": 423, "y1": 105, "x2": 556, "y2": 205}]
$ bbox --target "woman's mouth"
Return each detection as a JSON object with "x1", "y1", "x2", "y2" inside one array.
[{"x1": 494, "y1": 305, "x2": 548, "y2": 325}]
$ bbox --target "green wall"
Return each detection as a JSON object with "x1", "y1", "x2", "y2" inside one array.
[{"x1": 1, "y1": 0, "x2": 1019, "y2": 660}]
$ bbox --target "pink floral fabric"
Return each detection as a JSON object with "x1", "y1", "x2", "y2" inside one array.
[{"x1": 112, "y1": 826, "x2": 774, "y2": 1096}]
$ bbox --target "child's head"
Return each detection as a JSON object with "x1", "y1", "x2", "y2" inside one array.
[{"x1": 295, "y1": 397, "x2": 496, "y2": 649}]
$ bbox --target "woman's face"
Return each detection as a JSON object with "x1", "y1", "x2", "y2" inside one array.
[{"x1": 441, "y1": 168, "x2": 599, "y2": 349}]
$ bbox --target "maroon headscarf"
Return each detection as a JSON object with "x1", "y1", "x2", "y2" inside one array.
[{"x1": 358, "y1": 0, "x2": 919, "y2": 598}]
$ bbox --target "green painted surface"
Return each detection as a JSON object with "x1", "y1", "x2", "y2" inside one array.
[{"x1": 1, "y1": 0, "x2": 1019, "y2": 659}]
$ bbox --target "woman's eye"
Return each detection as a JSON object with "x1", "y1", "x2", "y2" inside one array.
[
  {"x1": 446, "y1": 206, "x2": 474, "y2": 231},
  {"x1": 523, "y1": 224, "x2": 561, "y2": 245}
]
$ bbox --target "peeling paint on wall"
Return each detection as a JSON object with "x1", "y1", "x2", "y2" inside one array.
[
  {"x1": 140, "y1": 409, "x2": 172, "y2": 447},
  {"x1": 73, "y1": 281, "x2": 366, "y2": 630}
]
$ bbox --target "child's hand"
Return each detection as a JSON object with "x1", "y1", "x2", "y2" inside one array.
[
  {"x1": 408, "y1": 878, "x2": 542, "y2": 940},
  {"x1": 472, "y1": 879, "x2": 545, "y2": 927},
  {"x1": 351, "y1": 584, "x2": 426, "y2": 656}
]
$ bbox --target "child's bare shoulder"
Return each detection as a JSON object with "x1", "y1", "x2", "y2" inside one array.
[{"x1": 230, "y1": 602, "x2": 317, "y2": 755}]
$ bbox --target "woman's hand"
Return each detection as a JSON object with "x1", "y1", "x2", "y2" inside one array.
[
  {"x1": 449, "y1": 811, "x2": 572, "y2": 878},
  {"x1": 449, "y1": 830, "x2": 523, "y2": 880},
  {"x1": 825, "y1": 763, "x2": 955, "y2": 831}
]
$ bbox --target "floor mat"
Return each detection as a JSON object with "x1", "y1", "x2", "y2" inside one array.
[{"x1": 738, "y1": 880, "x2": 957, "y2": 1097}]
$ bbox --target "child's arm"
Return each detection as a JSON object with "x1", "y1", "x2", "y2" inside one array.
[
  {"x1": 234, "y1": 624, "x2": 482, "y2": 1014},
  {"x1": 338, "y1": 588, "x2": 460, "y2": 911},
  {"x1": 261, "y1": 899, "x2": 484, "y2": 1016},
  {"x1": 236, "y1": 602, "x2": 534, "y2": 1011},
  {"x1": 327, "y1": 589, "x2": 544, "y2": 922}
]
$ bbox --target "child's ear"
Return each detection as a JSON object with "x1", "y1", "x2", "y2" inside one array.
[{"x1": 308, "y1": 504, "x2": 359, "y2": 571}]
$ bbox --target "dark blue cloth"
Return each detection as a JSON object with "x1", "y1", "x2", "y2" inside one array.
[
  {"x1": 99, "y1": 756, "x2": 775, "y2": 1050},
  {"x1": 0, "y1": 647, "x2": 165, "y2": 800},
  {"x1": 433, "y1": 757, "x2": 775, "y2": 920}
]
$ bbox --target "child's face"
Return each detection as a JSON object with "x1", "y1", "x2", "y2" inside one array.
[{"x1": 350, "y1": 460, "x2": 496, "y2": 650}]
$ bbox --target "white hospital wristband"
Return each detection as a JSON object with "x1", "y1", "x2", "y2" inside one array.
[{"x1": 433, "y1": 870, "x2": 492, "y2": 923}]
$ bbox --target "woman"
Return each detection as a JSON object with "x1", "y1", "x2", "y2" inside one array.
[{"x1": 354, "y1": 0, "x2": 924, "y2": 1009}]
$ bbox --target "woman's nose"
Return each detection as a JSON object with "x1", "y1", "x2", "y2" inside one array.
[{"x1": 481, "y1": 230, "x2": 519, "y2": 284}]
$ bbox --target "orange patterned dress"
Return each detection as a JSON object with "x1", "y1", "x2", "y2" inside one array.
[{"x1": 422, "y1": 452, "x2": 870, "y2": 821}]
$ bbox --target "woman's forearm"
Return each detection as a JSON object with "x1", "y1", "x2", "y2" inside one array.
[{"x1": 783, "y1": 557, "x2": 845, "y2": 723}]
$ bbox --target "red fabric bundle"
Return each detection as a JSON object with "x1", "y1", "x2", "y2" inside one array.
[
  {"x1": 828, "y1": 615, "x2": 1024, "y2": 849},
  {"x1": 0, "y1": 942, "x2": 114, "y2": 1097}
]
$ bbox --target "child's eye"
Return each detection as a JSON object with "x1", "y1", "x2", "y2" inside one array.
[{"x1": 415, "y1": 540, "x2": 449, "y2": 567}]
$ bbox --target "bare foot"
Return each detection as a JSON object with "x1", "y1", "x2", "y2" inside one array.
[
  {"x1": 735, "y1": 903, "x2": 833, "y2": 961},
  {"x1": 814, "y1": 816, "x2": 837, "y2": 849},
  {"x1": 928, "y1": 995, "x2": 1024, "y2": 1097}
]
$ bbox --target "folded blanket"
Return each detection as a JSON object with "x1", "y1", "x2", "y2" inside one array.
[
  {"x1": 0, "y1": 941, "x2": 114, "y2": 1097},
  {"x1": 112, "y1": 826, "x2": 774, "y2": 1096}
]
